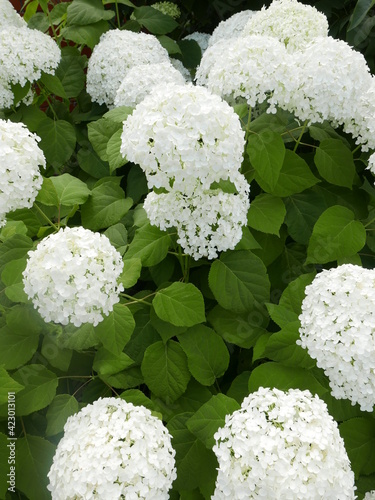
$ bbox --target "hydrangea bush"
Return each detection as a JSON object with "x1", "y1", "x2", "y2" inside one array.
[{"x1": 1, "y1": 0, "x2": 375, "y2": 499}]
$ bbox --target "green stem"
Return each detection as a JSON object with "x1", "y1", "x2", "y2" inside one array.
[
  {"x1": 293, "y1": 119, "x2": 308, "y2": 152},
  {"x1": 365, "y1": 216, "x2": 375, "y2": 228},
  {"x1": 120, "y1": 293, "x2": 153, "y2": 306},
  {"x1": 115, "y1": 0, "x2": 121, "y2": 28},
  {"x1": 34, "y1": 203, "x2": 59, "y2": 231},
  {"x1": 352, "y1": 144, "x2": 362, "y2": 155}
]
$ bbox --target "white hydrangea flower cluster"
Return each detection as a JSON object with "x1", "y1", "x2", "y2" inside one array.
[
  {"x1": 212, "y1": 387, "x2": 355, "y2": 500},
  {"x1": 364, "y1": 491, "x2": 375, "y2": 500},
  {"x1": 277, "y1": 36, "x2": 372, "y2": 126},
  {"x1": 86, "y1": 30, "x2": 170, "y2": 107},
  {"x1": 144, "y1": 174, "x2": 249, "y2": 260},
  {"x1": 0, "y1": 119, "x2": 44, "y2": 227},
  {"x1": 121, "y1": 83, "x2": 249, "y2": 259},
  {"x1": 298, "y1": 264, "x2": 375, "y2": 412},
  {"x1": 23, "y1": 227, "x2": 124, "y2": 327},
  {"x1": 368, "y1": 152, "x2": 375, "y2": 176},
  {"x1": 242, "y1": 0, "x2": 328, "y2": 52},
  {"x1": 114, "y1": 62, "x2": 185, "y2": 108},
  {"x1": 208, "y1": 10, "x2": 255, "y2": 47},
  {"x1": 47, "y1": 397, "x2": 177, "y2": 500},
  {"x1": 183, "y1": 32, "x2": 211, "y2": 54},
  {"x1": 0, "y1": 0, "x2": 26, "y2": 29},
  {"x1": 0, "y1": 26, "x2": 61, "y2": 109},
  {"x1": 196, "y1": 35, "x2": 291, "y2": 110},
  {"x1": 169, "y1": 58, "x2": 192, "y2": 81}
]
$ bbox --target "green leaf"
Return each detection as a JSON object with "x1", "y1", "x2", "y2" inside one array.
[
  {"x1": 37, "y1": 173, "x2": 90, "y2": 207},
  {"x1": 94, "y1": 304, "x2": 135, "y2": 356},
  {"x1": 307, "y1": 205, "x2": 366, "y2": 264},
  {"x1": 186, "y1": 394, "x2": 240, "y2": 449},
  {"x1": 62, "y1": 20, "x2": 110, "y2": 49},
  {"x1": 168, "y1": 414, "x2": 218, "y2": 492},
  {"x1": 0, "y1": 234, "x2": 33, "y2": 274},
  {"x1": 157, "y1": 34, "x2": 182, "y2": 55},
  {"x1": 104, "y1": 223, "x2": 128, "y2": 255},
  {"x1": 265, "y1": 303, "x2": 298, "y2": 328},
  {"x1": 247, "y1": 193, "x2": 286, "y2": 236},
  {"x1": 150, "y1": 306, "x2": 187, "y2": 343},
  {"x1": 87, "y1": 118, "x2": 122, "y2": 162},
  {"x1": 107, "y1": 128, "x2": 127, "y2": 173},
  {"x1": 0, "y1": 306, "x2": 44, "y2": 370},
  {"x1": 278, "y1": 272, "x2": 316, "y2": 315},
  {"x1": 141, "y1": 340, "x2": 191, "y2": 403},
  {"x1": 124, "y1": 223, "x2": 171, "y2": 267},
  {"x1": 248, "y1": 362, "x2": 328, "y2": 397},
  {"x1": 178, "y1": 325, "x2": 230, "y2": 386},
  {"x1": 12, "y1": 365, "x2": 58, "y2": 416},
  {"x1": 0, "y1": 367, "x2": 24, "y2": 404},
  {"x1": 119, "y1": 258, "x2": 142, "y2": 288},
  {"x1": 0, "y1": 432, "x2": 9, "y2": 498},
  {"x1": 348, "y1": 0, "x2": 375, "y2": 30},
  {"x1": 153, "y1": 282, "x2": 206, "y2": 327},
  {"x1": 271, "y1": 150, "x2": 319, "y2": 197},
  {"x1": 57, "y1": 323, "x2": 99, "y2": 351},
  {"x1": 227, "y1": 371, "x2": 252, "y2": 404},
  {"x1": 41, "y1": 334, "x2": 73, "y2": 372},
  {"x1": 40, "y1": 73, "x2": 67, "y2": 99},
  {"x1": 247, "y1": 130, "x2": 285, "y2": 190},
  {"x1": 339, "y1": 418, "x2": 375, "y2": 477},
  {"x1": 265, "y1": 321, "x2": 315, "y2": 369},
  {"x1": 36, "y1": 118, "x2": 76, "y2": 168},
  {"x1": 55, "y1": 52, "x2": 86, "y2": 98},
  {"x1": 77, "y1": 147, "x2": 110, "y2": 179},
  {"x1": 94, "y1": 347, "x2": 134, "y2": 376},
  {"x1": 177, "y1": 39, "x2": 202, "y2": 68},
  {"x1": 133, "y1": 6, "x2": 179, "y2": 34},
  {"x1": 119, "y1": 389, "x2": 156, "y2": 412},
  {"x1": 81, "y1": 180, "x2": 133, "y2": 231},
  {"x1": 67, "y1": 0, "x2": 114, "y2": 25},
  {"x1": 16, "y1": 436, "x2": 56, "y2": 500},
  {"x1": 46, "y1": 394, "x2": 79, "y2": 436},
  {"x1": 124, "y1": 309, "x2": 160, "y2": 365},
  {"x1": 314, "y1": 139, "x2": 356, "y2": 188},
  {"x1": 103, "y1": 106, "x2": 134, "y2": 123},
  {"x1": 208, "y1": 305, "x2": 268, "y2": 348},
  {"x1": 284, "y1": 190, "x2": 326, "y2": 244},
  {"x1": 208, "y1": 250, "x2": 270, "y2": 313},
  {"x1": 1, "y1": 256, "x2": 29, "y2": 303}
]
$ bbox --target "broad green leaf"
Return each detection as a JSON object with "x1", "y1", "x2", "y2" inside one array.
[
  {"x1": 339, "y1": 418, "x2": 375, "y2": 477},
  {"x1": 50, "y1": 2, "x2": 69, "y2": 23},
  {"x1": 309, "y1": 122, "x2": 351, "y2": 147},
  {"x1": 81, "y1": 180, "x2": 132, "y2": 231},
  {"x1": 153, "y1": 282, "x2": 206, "y2": 327},
  {"x1": 265, "y1": 303, "x2": 298, "y2": 328},
  {"x1": 158, "y1": 34, "x2": 182, "y2": 55},
  {"x1": 120, "y1": 258, "x2": 142, "y2": 288},
  {"x1": 36, "y1": 118, "x2": 76, "y2": 168},
  {"x1": 16, "y1": 436, "x2": 55, "y2": 500},
  {"x1": 265, "y1": 321, "x2": 315, "y2": 369},
  {"x1": 208, "y1": 305, "x2": 268, "y2": 348},
  {"x1": 177, "y1": 39, "x2": 202, "y2": 68},
  {"x1": 271, "y1": 150, "x2": 319, "y2": 197},
  {"x1": 12, "y1": 365, "x2": 58, "y2": 416},
  {"x1": 107, "y1": 129, "x2": 127, "y2": 173},
  {"x1": 104, "y1": 223, "x2": 128, "y2": 255},
  {"x1": 0, "y1": 432, "x2": 8, "y2": 498},
  {"x1": 0, "y1": 367, "x2": 24, "y2": 404},
  {"x1": 95, "y1": 304, "x2": 135, "y2": 356},
  {"x1": 278, "y1": 272, "x2": 316, "y2": 314},
  {"x1": 40, "y1": 73, "x2": 67, "y2": 99},
  {"x1": 247, "y1": 193, "x2": 286, "y2": 236},
  {"x1": 314, "y1": 139, "x2": 356, "y2": 188},
  {"x1": 119, "y1": 389, "x2": 156, "y2": 412},
  {"x1": 133, "y1": 6, "x2": 179, "y2": 34},
  {"x1": 322, "y1": 392, "x2": 363, "y2": 423},
  {"x1": 103, "y1": 106, "x2": 133, "y2": 123},
  {"x1": 348, "y1": 0, "x2": 375, "y2": 30},
  {"x1": 248, "y1": 362, "x2": 328, "y2": 397},
  {"x1": 101, "y1": 366, "x2": 143, "y2": 390},
  {"x1": 55, "y1": 52, "x2": 85, "y2": 98},
  {"x1": 46, "y1": 394, "x2": 79, "y2": 436},
  {"x1": 307, "y1": 206, "x2": 366, "y2": 264},
  {"x1": 57, "y1": 323, "x2": 99, "y2": 351},
  {"x1": 227, "y1": 371, "x2": 252, "y2": 404},
  {"x1": 77, "y1": 147, "x2": 110, "y2": 179},
  {"x1": 168, "y1": 414, "x2": 218, "y2": 492},
  {"x1": 251, "y1": 230, "x2": 286, "y2": 266},
  {"x1": 186, "y1": 394, "x2": 240, "y2": 449},
  {"x1": 284, "y1": 190, "x2": 326, "y2": 244},
  {"x1": 67, "y1": 0, "x2": 114, "y2": 25},
  {"x1": 37, "y1": 173, "x2": 90, "y2": 207},
  {"x1": 1, "y1": 256, "x2": 29, "y2": 303},
  {"x1": 87, "y1": 118, "x2": 122, "y2": 161},
  {"x1": 141, "y1": 340, "x2": 191, "y2": 403},
  {"x1": 178, "y1": 325, "x2": 230, "y2": 386},
  {"x1": 150, "y1": 306, "x2": 187, "y2": 344},
  {"x1": 247, "y1": 130, "x2": 285, "y2": 190},
  {"x1": 124, "y1": 309, "x2": 160, "y2": 365},
  {"x1": 235, "y1": 227, "x2": 262, "y2": 251},
  {"x1": 0, "y1": 234, "x2": 33, "y2": 274},
  {"x1": 104, "y1": 0, "x2": 135, "y2": 5},
  {"x1": 124, "y1": 223, "x2": 171, "y2": 267},
  {"x1": 24, "y1": 0, "x2": 38, "y2": 21},
  {"x1": 94, "y1": 347, "x2": 134, "y2": 376},
  {"x1": 208, "y1": 250, "x2": 270, "y2": 313},
  {"x1": 63, "y1": 20, "x2": 110, "y2": 49},
  {"x1": 41, "y1": 334, "x2": 72, "y2": 372}
]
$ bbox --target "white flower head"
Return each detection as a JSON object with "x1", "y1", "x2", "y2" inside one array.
[
  {"x1": 212, "y1": 387, "x2": 355, "y2": 499},
  {"x1": 277, "y1": 36, "x2": 372, "y2": 126},
  {"x1": 0, "y1": 0, "x2": 26, "y2": 29},
  {"x1": 0, "y1": 119, "x2": 45, "y2": 227},
  {"x1": 242, "y1": 0, "x2": 328, "y2": 52},
  {"x1": 367, "y1": 152, "x2": 375, "y2": 176},
  {"x1": 183, "y1": 32, "x2": 211, "y2": 54},
  {"x1": 196, "y1": 35, "x2": 292, "y2": 112},
  {"x1": 121, "y1": 83, "x2": 245, "y2": 196},
  {"x1": 208, "y1": 10, "x2": 256, "y2": 47},
  {"x1": 151, "y1": 1, "x2": 180, "y2": 18},
  {"x1": 47, "y1": 397, "x2": 177, "y2": 500},
  {"x1": 114, "y1": 62, "x2": 185, "y2": 108},
  {"x1": 364, "y1": 491, "x2": 375, "y2": 500},
  {"x1": 23, "y1": 227, "x2": 124, "y2": 327},
  {"x1": 169, "y1": 58, "x2": 192, "y2": 81},
  {"x1": 345, "y1": 76, "x2": 375, "y2": 151},
  {"x1": 144, "y1": 173, "x2": 250, "y2": 260},
  {"x1": 86, "y1": 29, "x2": 169, "y2": 107},
  {"x1": 298, "y1": 264, "x2": 375, "y2": 412},
  {"x1": 0, "y1": 26, "x2": 61, "y2": 109}
]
